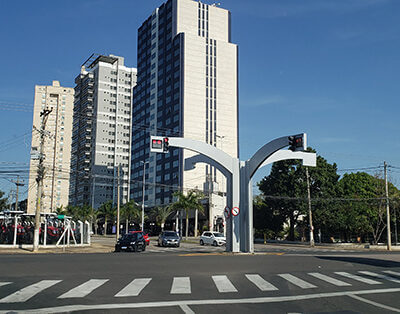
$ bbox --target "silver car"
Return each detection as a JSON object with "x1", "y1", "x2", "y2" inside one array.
[
  {"x1": 200, "y1": 231, "x2": 226, "y2": 246},
  {"x1": 158, "y1": 231, "x2": 181, "y2": 247}
]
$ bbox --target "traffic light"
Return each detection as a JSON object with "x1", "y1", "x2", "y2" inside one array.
[
  {"x1": 163, "y1": 137, "x2": 169, "y2": 153},
  {"x1": 288, "y1": 134, "x2": 305, "y2": 151},
  {"x1": 150, "y1": 136, "x2": 170, "y2": 153},
  {"x1": 151, "y1": 138, "x2": 163, "y2": 150}
]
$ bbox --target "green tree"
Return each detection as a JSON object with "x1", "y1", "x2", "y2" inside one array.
[
  {"x1": 121, "y1": 200, "x2": 141, "y2": 233},
  {"x1": 337, "y1": 172, "x2": 400, "y2": 244},
  {"x1": 257, "y1": 150, "x2": 339, "y2": 241},
  {"x1": 151, "y1": 205, "x2": 174, "y2": 231},
  {"x1": 253, "y1": 195, "x2": 286, "y2": 240},
  {"x1": 171, "y1": 190, "x2": 204, "y2": 239},
  {"x1": 96, "y1": 200, "x2": 116, "y2": 235},
  {"x1": 55, "y1": 205, "x2": 67, "y2": 216}
]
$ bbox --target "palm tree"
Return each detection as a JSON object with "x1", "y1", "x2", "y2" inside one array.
[
  {"x1": 121, "y1": 200, "x2": 141, "y2": 233},
  {"x1": 55, "y1": 205, "x2": 67, "y2": 216},
  {"x1": 171, "y1": 190, "x2": 205, "y2": 239},
  {"x1": 151, "y1": 205, "x2": 174, "y2": 231},
  {"x1": 97, "y1": 200, "x2": 116, "y2": 235}
]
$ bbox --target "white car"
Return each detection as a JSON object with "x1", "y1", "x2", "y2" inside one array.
[{"x1": 200, "y1": 231, "x2": 226, "y2": 246}]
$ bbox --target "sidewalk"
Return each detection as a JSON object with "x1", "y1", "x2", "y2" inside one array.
[
  {"x1": 0, "y1": 235, "x2": 115, "y2": 254},
  {"x1": 256, "y1": 239, "x2": 400, "y2": 251}
]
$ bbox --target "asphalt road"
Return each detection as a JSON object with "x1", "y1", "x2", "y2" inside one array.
[{"x1": 1, "y1": 243, "x2": 400, "y2": 314}]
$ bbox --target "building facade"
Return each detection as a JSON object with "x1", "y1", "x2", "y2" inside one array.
[
  {"x1": 130, "y1": 0, "x2": 238, "y2": 217},
  {"x1": 27, "y1": 81, "x2": 74, "y2": 214},
  {"x1": 69, "y1": 54, "x2": 137, "y2": 209}
]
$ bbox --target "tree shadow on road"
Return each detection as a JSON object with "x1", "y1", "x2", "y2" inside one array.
[{"x1": 316, "y1": 256, "x2": 400, "y2": 268}]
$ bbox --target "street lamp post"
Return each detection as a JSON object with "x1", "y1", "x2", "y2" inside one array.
[{"x1": 141, "y1": 161, "x2": 149, "y2": 232}]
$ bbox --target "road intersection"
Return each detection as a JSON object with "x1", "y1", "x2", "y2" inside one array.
[{"x1": 1, "y1": 244, "x2": 400, "y2": 313}]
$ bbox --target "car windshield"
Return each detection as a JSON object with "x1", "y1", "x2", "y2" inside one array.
[
  {"x1": 122, "y1": 234, "x2": 136, "y2": 240},
  {"x1": 164, "y1": 232, "x2": 178, "y2": 237},
  {"x1": 213, "y1": 233, "x2": 224, "y2": 238}
]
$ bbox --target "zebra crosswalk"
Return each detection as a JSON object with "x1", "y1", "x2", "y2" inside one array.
[{"x1": 0, "y1": 270, "x2": 399, "y2": 304}]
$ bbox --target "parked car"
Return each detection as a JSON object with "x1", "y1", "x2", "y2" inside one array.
[
  {"x1": 158, "y1": 231, "x2": 181, "y2": 247},
  {"x1": 200, "y1": 231, "x2": 226, "y2": 246},
  {"x1": 129, "y1": 230, "x2": 150, "y2": 246},
  {"x1": 115, "y1": 233, "x2": 146, "y2": 252}
]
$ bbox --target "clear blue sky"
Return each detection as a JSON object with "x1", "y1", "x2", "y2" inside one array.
[{"x1": 1, "y1": 0, "x2": 399, "y2": 200}]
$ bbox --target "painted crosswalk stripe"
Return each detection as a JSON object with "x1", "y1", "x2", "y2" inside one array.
[
  {"x1": 335, "y1": 272, "x2": 382, "y2": 285},
  {"x1": 0, "y1": 282, "x2": 11, "y2": 288},
  {"x1": 170, "y1": 277, "x2": 191, "y2": 294},
  {"x1": 308, "y1": 273, "x2": 351, "y2": 287},
  {"x1": 358, "y1": 271, "x2": 400, "y2": 284},
  {"x1": 58, "y1": 279, "x2": 109, "y2": 299},
  {"x1": 278, "y1": 274, "x2": 316, "y2": 289},
  {"x1": 383, "y1": 270, "x2": 400, "y2": 277},
  {"x1": 212, "y1": 275, "x2": 238, "y2": 293},
  {"x1": 0, "y1": 280, "x2": 61, "y2": 303},
  {"x1": 245, "y1": 274, "x2": 278, "y2": 291},
  {"x1": 115, "y1": 278, "x2": 151, "y2": 297}
]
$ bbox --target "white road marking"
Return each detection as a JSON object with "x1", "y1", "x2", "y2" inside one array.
[
  {"x1": 349, "y1": 294, "x2": 400, "y2": 313},
  {"x1": 180, "y1": 304, "x2": 195, "y2": 314},
  {"x1": 171, "y1": 277, "x2": 191, "y2": 294},
  {"x1": 0, "y1": 280, "x2": 61, "y2": 303},
  {"x1": 358, "y1": 271, "x2": 400, "y2": 284},
  {"x1": 115, "y1": 278, "x2": 152, "y2": 297},
  {"x1": 278, "y1": 273, "x2": 316, "y2": 289},
  {"x1": 3, "y1": 287, "x2": 400, "y2": 313},
  {"x1": 0, "y1": 283, "x2": 11, "y2": 288},
  {"x1": 212, "y1": 275, "x2": 238, "y2": 293},
  {"x1": 245, "y1": 274, "x2": 278, "y2": 291},
  {"x1": 383, "y1": 270, "x2": 400, "y2": 277},
  {"x1": 335, "y1": 272, "x2": 382, "y2": 285},
  {"x1": 58, "y1": 279, "x2": 109, "y2": 299},
  {"x1": 308, "y1": 273, "x2": 351, "y2": 287}
]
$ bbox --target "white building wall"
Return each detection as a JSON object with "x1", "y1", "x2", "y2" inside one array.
[{"x1": 176, "y1": 0, "x2": 238, "y2": 202}]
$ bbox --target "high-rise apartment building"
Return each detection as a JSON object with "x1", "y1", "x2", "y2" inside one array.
[
  {"x1": 27, "y1": 81, "x2": 74, "y2": 214},
  {"x1": 130, "y1": 0, "x2": 238, "y2": 214},
  {"x1": 69, "y1": 54, "x2": 137, "y2": 209}
]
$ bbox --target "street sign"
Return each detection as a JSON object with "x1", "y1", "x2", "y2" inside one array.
[
  {"x1": 224, "y1": 206, "x2": 230, "y2": 219},
  {"x1": 231, "y1": 207, "x2": 240, "y2": 216}
]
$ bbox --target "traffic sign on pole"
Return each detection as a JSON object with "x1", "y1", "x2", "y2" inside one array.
[
  {"x1": 224, "y1": 206, "x2": 230, "y2": 219},
  {"x1": 231, "y1": 207, "x2": 240, "y2": 216}
]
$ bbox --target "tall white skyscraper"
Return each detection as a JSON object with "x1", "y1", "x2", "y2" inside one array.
[
  {"x1": 70, "y1": 54, "x2": 137, "y2": 209},
  {"x1": 27, "y1": 81, "x2": 74, "y2": 213},
  {"x1": 130, "y1": 0, "x2": 238, "y2": 226}
]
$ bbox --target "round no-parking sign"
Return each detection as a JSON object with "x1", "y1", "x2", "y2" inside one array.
[{"x1": 231, "y1": 207, "x2": 240, "y2": 216}]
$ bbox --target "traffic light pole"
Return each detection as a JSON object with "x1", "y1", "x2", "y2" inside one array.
[{"x1": 155, "y1": 134, "x2": 316, "y2": 253}]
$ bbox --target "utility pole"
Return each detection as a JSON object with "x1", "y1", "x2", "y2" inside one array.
[
  {"x1": 9, "y1": 190, "x2": 14, "y2": 210},
  {"x1": 33, "y1": 107, "x2": 52, "y2": 252},
  {"x1": 141, "y1": 161, "x2": 148, "y2": 232},
  {"x1": 384, "y1": 161, "x2": 392, "y2": 251},
  {"x1": 11, "y1": 176, "x2": 25, "y2": 211},
  {"x1": 306, "y1": 167, "x2": 315, "y2": 247},
  {"x1": 207, "y1": 174, "x2": 213, "y2": 231},
  {"x1": 116, "y1": 165, "x2": 121, "y2": 240}
]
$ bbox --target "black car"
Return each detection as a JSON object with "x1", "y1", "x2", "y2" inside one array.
[
  {"x1": 115, "y1": 233, "x2": 146, "y2": 252},
  {"x1": 158, "y1": 231, "x2": 181, "y2": 247}
]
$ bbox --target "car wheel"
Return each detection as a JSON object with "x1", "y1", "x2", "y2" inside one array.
[
  {"x1": 176, "y1": 243, "x2": 180, "y2": 247},
  {"x1": 142, "y1": 244, "x2": 146, "y2": 252},
  {"x1": 200, "y1": 239, "x2": 204, "y2": 245},
  {"x1": 213, "y1": 240, "x2": 217, "y2": 246},
  {"x1": 115, "y1": 247, "x2": 120, "y2": 252}
]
